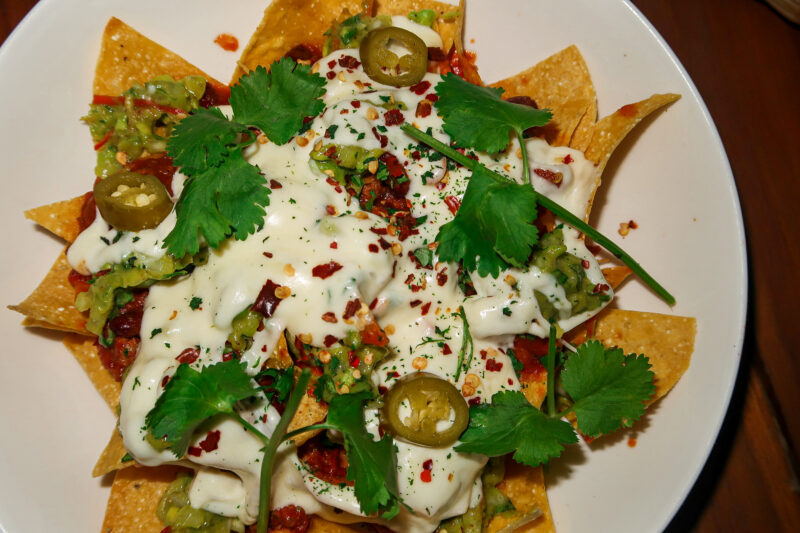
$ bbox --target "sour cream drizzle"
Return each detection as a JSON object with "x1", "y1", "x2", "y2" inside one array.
[{"x1": 69, "y1": 18, "x2": 610, "y2": 533}]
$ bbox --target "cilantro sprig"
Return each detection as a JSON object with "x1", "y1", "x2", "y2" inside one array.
[
  {"x1": 435, "y1": 73, "x2": 552, "y2": 184},
  {"x1": 454, "y1": 336, "x2": 655, "y2": 466},
  {"x1": 399, "y1": 124, "x2": 676, "y2": 304},
  {"x1": 164, "y1": 59, "x2": 326, "y2": 257}
]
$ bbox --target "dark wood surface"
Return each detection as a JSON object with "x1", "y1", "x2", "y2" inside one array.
[{"x1": 2, "y1": 0, "x2": 799, "y2": 531}]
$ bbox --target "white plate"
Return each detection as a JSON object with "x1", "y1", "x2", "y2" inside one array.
[{"x1": 0, "y1": 1, "x2": 746, "y2": 532}]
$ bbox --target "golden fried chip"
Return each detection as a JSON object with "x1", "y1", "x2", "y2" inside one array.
[
  {"x1": 24, "y1": 194, "x2": 88, "y2": 243},
  {"x1": 94, "y1": 427, "x2": 130, "y2": 478},
  {"x1": 491, "y1": 46, "x2": 595, "y2": 147},
  {"x1": 287, "y1": 389, "x2": 329, "y2": 447},
  {"x1": 583, "y1": 93, "x2": 680, "y2": 217},
  {"x1": 488, "y1": 458, "x2": 555, "y2": 533},
  {"x1": 569, "y1": 98, "x2": 597, "y2": 152},
  {"x1": 8, "y1": 250, "x2": 87, "y2": 335},
  {"x1": 593, "y1": 309, "x2": 695, "y2": 403},
  {"x1": 63, "y1": 333, "x2": 120, "y2": 411},
  {"x1": 101, "y1": 465, "x2": 189, "y2": 533},
  {"x1": 94, "y1": 17, "x2": 223, "y2": 96},
  {"x1": 233, "y1": 0, "x2": 365, "y2": 82}
]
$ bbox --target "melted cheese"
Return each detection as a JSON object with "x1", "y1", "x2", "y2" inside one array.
[{"x1": 69, "y1": 24, "x2": 611, "y2": 533}]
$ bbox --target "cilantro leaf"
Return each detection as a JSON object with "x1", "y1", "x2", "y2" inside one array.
[
  {"x1": 561, "y1": 340, "x2": 655, "y2": 437},
  {"x1": 326, "y1": 392, "x2": 399, "y2": 518},
  {"x1": 454, "y1": 390, "x2": 577, "y2": 467},
  {"x1": 164, "y1": 152, "x2": 269, "y2": 257},
  {"x1": 167, "y1": 107, "x2": 251, "y2": 174},
  {"x1": 436, "y1": 165, "x2": 538, "y2": 277},
  {"x1": 145, "y1": 360, "x2": 260, "y2": 457},
  {"x1": 231, "y1": 59, "x2": 326, "y2": 145},
  {"x1": 435, "y1": 73, "x2": 552, "y2": 153}
]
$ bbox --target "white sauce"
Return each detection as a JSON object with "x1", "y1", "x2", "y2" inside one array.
[{"x1": 68, "y1": 18, "x2": 612, "y2": 533}]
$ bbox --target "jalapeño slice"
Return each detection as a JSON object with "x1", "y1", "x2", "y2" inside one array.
[
  {"x1": 359, "y1": 27, "x2": 428, "y2": 87},
  {"x1": 381, "y1": 373, "x2": 468, "y2": 447},
  {"x1": 94, "y1": 171, "x2": 173, "y2": 232}
]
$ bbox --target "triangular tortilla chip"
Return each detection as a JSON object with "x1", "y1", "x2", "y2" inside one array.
[
  {"x1": 101, "y1": 465, "x2": 189, "y2": 533},
  {"x1": 491, "y1": 46, "x2": 595, "y2": 147},
  {"x1": 94, "y1": 427, "x2": 130, "y2": 477},
  {"x1": 24, "y1": 194, "x2": 88, "y2": 243},
  {"x1": 94, "y1": 17, "x2": 223, "y2": 96},
  {"x1": 63, "y1": 333, "x2": 120, "y2": 411},
  {"x1": 8, "y1": 250, "x2": 88, "y2": 335},
  {"x1": 569, "y1": 97, "x2": 597, "y2": 152},
  {"x1": 488, "y1": 458, "x2": 555, "y2": 532},
  {"x1": 593, "y1": 309, "x2": 695, "y2": 403},
  {"x1": 583, "y1": 93, "x2": 680, "y2": 218}
]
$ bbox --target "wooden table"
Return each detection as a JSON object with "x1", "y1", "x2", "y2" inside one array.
[{"x1": 2, "y1": 0, "x2": 799, "y2": 531}]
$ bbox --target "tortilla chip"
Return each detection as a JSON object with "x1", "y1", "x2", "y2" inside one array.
[
  {"x1": 101, "y1": 465, "x2": 188, "y2": 533},
  {"x1": 488, "y1": 458, "x2": 555, "y2": 533},
  {"x1": 569, "y1": 98, "x2": 597, "y2": 152},
  {"x1": 583, "y1": 93, "x2": 680, "y2": 217},
  {"x1": 8, "y1": 250, "x2": 87, "y2": 335},
  {"x1": 63, "y1": 333, "x2": 120, "y2": 411},
  {"x1": 593, "y1": 309, "x2": 695, "y2": 403},
  {"x1": 94, "y1": 427, "x2": 130, "y2": 477},
  {"x1": 287, "y1": 391, "x2": 329, "y2": 447},
  {"x1": 24, "y1": 194, "x2": 88, "y2": 243},
  {"x1": 491, "y1": 46, "x2": 595, "y2": 147},
  {"x1": 233, "y1": 0, "x2": 365, "y2": 82},
  {"x1": 94, "y1": 17, "x2": 223, "y2": 96}
]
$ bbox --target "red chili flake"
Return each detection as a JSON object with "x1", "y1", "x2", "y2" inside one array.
[
  {"x1": 593, "y1": 283, "x2": 610, "y2": 294},
  {"x1": 198, "y1": 430, "x2": 221, "y2": 453},
  {"x1": 444, "y1": 195, "x2": 461, "y2": 215},
  {"x1": 420, "y1": 470, "x2": 432, "y2": 483},
  {"x1": 330, "y1": 241, "x2": 338, "y2": 249},
  {"x1": 339, "y1": 108, "x2": 350, "y2": 115},
  {"x1": 628, "y1": 437, "x2": 638, "y2": 448},
  {"x1": 263, "y1": 251, "x2": 274, "y2": 258},
  {"x1": 618, "y1": 103, "x2": 637, "y2": 117},
  {"x1": 534, "y1": 168, "x2": 563, "y2": 187},
  {"x1": 321, "y1": 312, "x2": 338, "y2": 323},
  {"x1": 415, "y1": 100, "x2": 432, "y2": 118},
  {"x1": 370, "y1": 227, "x2": 388, "y2": 235},
  {"x1": 343, "y1": 299, "x2": 361, "y2": 319},
  {"x1": 468, "y1": 397, "x2": 482, "y2": 406},
  {"x1": 411, "y1": 150, "x2": 421, "y2": 160},
  {"x1": 423, "y1": 459, "x2": 434, "y2": 471},
  {"x1": 563, "y1": 154, "x2": 573, "y2": 164},
  {"x1": 269, "y1": 179, "x2": 282, "y2": 189},
  {"x1": 327, "y1": 60, "x2": 337, "y2": 69},
  {"x1": 420, "y1": 302, "x2": 431, "y2": 315},
  {"x1": 508, "y1": 378, "x2": 514, "y2": 385},
  {"x1": 348, "y1": 352, "x2": 360, "y2": 368},
  {"x1": 324, "y1": 146, "x2": 337, "y2": 157},
  {"x1": 384, "y1": 109, "x2": 405, "y2": 126},
  {"x1": 176, "y1": 347, "x2": 200, "y2": 364},
  {"x1": 386, "y1": 371, "x2": 400, "y2": 380},
  {"x1": 187, "y1": 446, "x2": 202, "y2": 457},
  {"x1": 338, "y1": 55, "x2": 361, "y2": 68},
  {"x1": 161, "y1": 375, "x2": 170, "y2": 387},
  {"x1": 369, "y1": 298, "x2": 378, "y2": 310},
  {"x1": 325, "y1": 176, "x2": 343, "y2": 193},
  {"x1": 425, "y1": 93, "x2": 439, "y2": 103},
  {"x1": 378, "y1": 385, "x2": 388, "y2": 395},
  {"x1": 485, "y1": 358, "x2": 503, "y2": 372},
  {"x1": 371, "y1": 127, "x2": 388, "y2": 148},
  {"x1": 404, "y1": 274, "x2": 415, "y2": 285},
  {"x1": 351, "y1": 100, "x2": 362, "y2": 108},
  {"x1": 480, "y1": 349, "x2": 488, "y2": 360},
  {"x1": 378, "y1": 238, "x2": 391, "y2": 250},
  {"x1": 442, "y1": 343, "x2": 452, "y2": 355},
  {"x1": 581, "y1": 259, "x2": 590, "y2": 269},
  {"x1": 161, "y1": 527, "x2": 172, "y2": 533},
  {"x1": 252, "y1": 280, "x2": 283, "y2": 318},
  {"x1": 325, "y1": 204, "x2": 336, "y2": 215},
  {"x1": 409, "y1": 284, "x2": 422, "y2": 293},
  {"x1": 368, "y1": 243, "x2": 380, "y2": 253},
  {"x1": 261, "y1": 345, "x2": 268, "y2": 352},
  {"x1": 410, "y1": 300, "x2": 422, "y2": 308},
  {"x1": 326, "y1": 71, "x2": 337, "y2": 80},
  {"x1": 436, "y1": 268, "x2": 448, "y2": 286},
  {"x1": 410, "y1": 80, "x2": 431, "y2": 95},
  {"x1": 435, "y1": 180, "x2": 447, "y2": 191},
  {"x1": 262, "y1": 413, "x2": 268, "y2": 423},
  {"x1": 222, "y1": 352, "x2": 233, "y2": 362},
  {"x1": 312, "y1": 261, "x2": 343, "y2": 279},
  {"x1": 324, "y1": 335, "x2": 338, "y2": 347},
  {"x1": 214, "y1": 33, "x2": 239, "y2": 52}
]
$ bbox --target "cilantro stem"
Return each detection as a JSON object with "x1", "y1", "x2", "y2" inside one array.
[
  {"x1": 257, "y1": 368, "x2": 311, "y2": 533},
  {"x1": 546, "y1": 324, "x2": 557, "y2": 417},
  {"x1": 399, "y1": 124, "x2": 676, "y2": 305},
  {"x1": 282, "y1": 423, "x2": 335, "y2": 443},
  {"x1": 516, "y1": 129, "x2": 531, "y2": 185},
  {"x1": 232, "y1": 413, "x2": 270, "y2": 445},
  {"x1": 454, "y1": 305, "x2": 474, "y2": 381}
]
